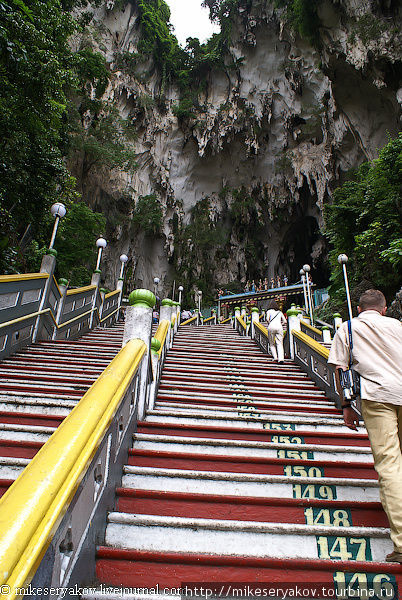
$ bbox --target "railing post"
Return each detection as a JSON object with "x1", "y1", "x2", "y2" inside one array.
[
  {"x1": 286, "y1": 305, "x2": 301, "y2": 360},
  {"x1": 195, "y1": 308, "x2": 200, "y2": 326},
  {"x1": 32, "y1": 251, "x2": 58, "y2": 342},
  {"x1": 160, "y1": 299, "x2": 174, "y2": 345},
  {"x1": 234, "y1": 307, "x2": 240, "y2": 330},
  {"x1": 322, "y1": 326, "x2": 331, "y2": 343},
  {"x1": 123, "y1": 289, "x2": 156, "y2": 420},
  {"x1": 149, "y1": 337, "x2": 161, "y2": 412},
  {"x1": 241, "y1": 305, "x2": 247, "y2": 319},
  {"x1": 333, "y1": 312, "x2": 342, "y2": 330},
  {"x1": 251, "y1": 307, "x2": 259, "y2": 338},
  {"x1": 52, "y1": 278, "x2": 68, "y2": 339},
  {"x1": 212, "y1": 309, "x2": 217, "y2": 325}
]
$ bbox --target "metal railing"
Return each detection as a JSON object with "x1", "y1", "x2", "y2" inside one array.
[
  {"x1": 300, "y1": 319, "x2": 323, "y2": 341},
  {"x1": 0, "y1": 273, "x2": 122, "y2": 359},
  {"x1": 0, "y1": 339, "x2": 146, "y2": 599},
  {"x1": 235, "y1": 315, "x2": 248, "y2": 336}
]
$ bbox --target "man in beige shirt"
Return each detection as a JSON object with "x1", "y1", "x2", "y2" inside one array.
[{"x1": 328, "y1": 289, "x2": 402, "y2": 563}]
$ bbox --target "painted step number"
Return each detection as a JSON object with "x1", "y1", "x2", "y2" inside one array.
[
  {"x1": 279, "y1": 449, "x2": 314, "y2": 460},
  {"x1": 317, "y1": 536, "x2": 372, "y2": 561},
  {"x1": 333, "y1": 572, "x2": 398, "y2": 600},
  {"x1": 263, "y1": 423, "x2": 296, "y2": 431},
  {"x1": 305, "y1": 507, "x2": 352, "y2": 526},
  {"x1": 293, "y1": 484, "x2": 336, "y2": 500},
  {"x1": 284, "y1": 465, "x2": 324, "y2": 477}
]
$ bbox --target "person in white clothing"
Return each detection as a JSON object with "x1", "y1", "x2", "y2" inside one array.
[{"x1": 265, "y1": 300, "x2": 287, "y2": 363}]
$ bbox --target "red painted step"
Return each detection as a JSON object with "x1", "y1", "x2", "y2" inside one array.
[
  {"x1": 115, "y1": 489, "x2": 388, "y2": 528},
  {"x1": 157, "y1": 394, "x2": 340, "y2": 415},
  {"x1": 137, "y1": 421, "x2": 370, "y2": 447},
  {"x1": 0, "y1": 411, "x2": 64, "y2": 428},
  {"x1": 0, "y1": 439, "x2": 42, "y2": 459},
  {"x1": 127, "y1": 449, "x2": 376, "y2": 479},
  {"x1": 96, "y1": 548, "x2": 402, "y2": 589},
  {"x1": 0, "y1": 479, "x2": 14, "y2": 497}
]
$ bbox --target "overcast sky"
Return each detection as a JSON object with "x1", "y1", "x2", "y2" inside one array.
[{"x1": 164, "y1": 0, "x2": 220, "y2": 46}]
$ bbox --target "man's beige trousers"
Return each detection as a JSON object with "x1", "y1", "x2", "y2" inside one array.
[{"x1": 361, "y1": 399, "x2": 402, "y2": 551}]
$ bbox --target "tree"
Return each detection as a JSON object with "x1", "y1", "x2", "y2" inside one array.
[{"x1": 324, "y1": 134, "x2": 402, "y2": 303}]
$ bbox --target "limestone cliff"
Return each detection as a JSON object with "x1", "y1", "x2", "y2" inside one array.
[{"x1": 68, "y1": 0, "x2": 401, "y2": 303}]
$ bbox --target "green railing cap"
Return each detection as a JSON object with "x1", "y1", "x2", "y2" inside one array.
[
  {"x1": 100, "y1": 288, "x2": 108, "y2": 294},
  {"x1": 93, "y1": 269, "x2": 101, "y2": 274},
  {"x1": 251, "y1": 307, "x2": 259, "y2": 313},
  {"x1": 161, "y1": 298, "x2": 174, "y2": 307},
  {"x1": 128, "y1": 289, "x2": 156, "y2": 308},
  {"x1": 118, "y1": 277, "x2": 124, "y2": 282},
  {"x1": 58, "y1": 278, "x2": 68, "y2": 286},
  {"x1": 322, "y1": 326, "x2": 329, "y2": 330},
  {"x1": 46, "y1": 248, "x2": 58, "y2": 257},
  {"x1": 333, "y1": 313, "x2": 342, "y2": 318},
  {"x1": 234, "y1": 307, "x2": 240, "y2": 311},
  {"x1": 151, "y1": 337, "x2": 161, "y2": 354},
  {"x1": 287, "y1": 307, "x2": 299, "y2": 317}
]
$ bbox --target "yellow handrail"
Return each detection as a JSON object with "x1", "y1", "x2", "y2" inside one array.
[
  {"x1": 203, "y1": 316, "x2": 215, "y2": 323},
  {"x1": 66, "y1": 284, "x2": 96, "y2": 296},
  {"x1": 236, "y1": 315, "x2": 247, "y2": 331},
  {"x1": 300, "y1": 320, "x2": 322, "y2": 337},
  {"x1": 292, "y1": 329, "x2": 329, "y2": 360},
  {"x1": 220, "y1": 317, "x2": 231, "y2": 324},
  {"x1": 154, "y1": 319, "x2": 170, "y2": 356},
  {"x1": 254, "y1": 320, "x2": 269, "y2": 338},
  {"x1": 0, "y1": 273, "x2": 48, "y2": 283},
  {"x1": 0, "y1": 338, "x2": 146, "y2": 599},
  {"x1": 105, "y1": 289, "x2": 120, "y2": 299},
  {"x1": 171, "y1": 315, "x2": 176, "y2": 328},
  {"x1": 181, "y1": 315, "x2": 197, "y2": 326}
]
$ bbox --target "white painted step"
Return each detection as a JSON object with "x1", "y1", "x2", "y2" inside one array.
[
  {"x1": 146, "y1": 409, "x2": 367, "y2": 434},
  {"x1": 155, "y1": 401, "x2": 342, "y2": 422},
  {"x1": 122, "y1": 466, "x2": 379, "y2": 501},
  {"x1": 133, "y1": 433, "x2": 373, "y2": 463},
  {"x1": 0, "y1": 395, "x2": 76, "y2": 415},
  {"x1": 0, "y1": 457, "x2": 29, "y2": 479},
  {"x1": 105, "y1": 513, "x2": 391, "y2": 561},
  {"x1": 0, "y1": 423, "x2": 55, "y2": 442},
  {"x1": 157, "y1": 392, "x2": 331, "y2": 410}
]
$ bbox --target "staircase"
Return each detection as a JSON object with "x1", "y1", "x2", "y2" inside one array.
[
  {"x1": 0, "y1": 322, "x2": 125, "y2": 496},
  {"x1": 85, "y1": 324, "x2": 402, "y2": 598}
]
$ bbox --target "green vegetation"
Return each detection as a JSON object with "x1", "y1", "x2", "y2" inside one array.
[
  {"x1": 324, "y1": 134, "x2": 402, "y2": 304},
  {"x1": 0, "y1": 0, "x2": 137, "y2": 281},
  {"x1": 274, "y1": 0, "x2": 322, "y2": 46},
  {"x1": 132, "y1": 194, "x2": 163, "y2": 236}
]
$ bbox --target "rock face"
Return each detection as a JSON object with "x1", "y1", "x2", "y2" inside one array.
[{"x1": 69, "y1": 0, "x2": 401, "y2": 302}]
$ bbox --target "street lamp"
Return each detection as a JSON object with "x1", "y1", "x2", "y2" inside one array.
[
  {"x1": 178, "y1": 285, "x2": 184, "y2": 305},
  {"x1": 299, "y1": 268, "x2": 308, "y2": 315},
  {"x1": 49, "y1": 203, "x2": 66, "y2": 250},
  {"x1": 119, "y1": 254, "x2": 128, "y2": 279},
  {"x1": 153, "y1": 277, "x2": 160, "y2": 297},
  {"x1": 197, "y1": 290, "x2": 202, "y2": 313},
  {"x1": 95, "y1": 238, "x2": 107, "y2": 271},
  {"x1": 338, "y1": 254, "x2": 353, "y2": 321},
  {"x1": 303, "y1": 264, "x2": 314, "y2": 324}
]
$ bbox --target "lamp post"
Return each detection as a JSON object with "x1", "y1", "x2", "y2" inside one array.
[
  {"x1": 338, "y1": 254, "x2": 353, "y2": 322},
  {"x1": 119, "y1": 254, "x2": 128, "y2": 280},
  {"x1": 95, "y1": 238, "x2": 107, "y2": 271},
  {"x1": 299, "y1": 268, "x2": 308, "y2": 315},
  {"x1": 197, "y1": 290, "x2": 202, "y2": 313},
  {"x1": 303, "y1": 264, "x2": 314, "y2": 324},
  {"x1": 153, "y1": 277, "x2": 160, "y2": 297},
  {"x1": 49, "y1": 203, "x2": 66, "y2": 250},
  {"x1": 178, "y1": 285, "x2": 184, "y2": 305}
]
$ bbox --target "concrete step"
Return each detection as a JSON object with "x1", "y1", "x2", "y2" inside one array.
[
  {"x1": 0, "y1": 422, "x2": 55, "y2": 442},
  {"x1": 122, "y1": 466, "x2": 379, "y2": 501},
  {"x1": 116, "y1": 488, "x2": 387, "y2": 527},
  {"x1": 137, "y1": 421, "x2": 370, "y2": 446},
  {"x1": 104, "y1": 512, "x2": 391, "y2": 561},
  {"x1": 128, "y1": 448, "x2": 376, "y2": 479},
  {"x1": 0, "y1": 395, "x2": 76, "y2": 415},
  {"x1": 132, "y1": 433, "x2": 373, "y2": 463}
]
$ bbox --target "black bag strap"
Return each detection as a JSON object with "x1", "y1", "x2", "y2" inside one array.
[{"x1": 268, "y1": 311, "x2": 279, "y2": 325}]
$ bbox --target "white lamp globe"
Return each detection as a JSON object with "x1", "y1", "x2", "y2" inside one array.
[
  {"x1": 303, "y1": 264, "x2": 311, "y2": 273},
  {"x1": 50, "y1": 203, "x2": 66, "y2": 219},
  {"x1": 96, "y1": 238, "x2": 107, "y2": 249},
  {"x1": 120, "y1": 254, "x2": 128, "y2": 263},
  {"x1": 153, "y1": 277, "x2": 160, "y2": 285},
  {"x1": 338, "y1": 254, "x2": 348, "y2": 265},
  {"x1": 299, "y1": 268, "x2": 305, "y2": 276},
  {"x1": 198, "y1": 290, "x2": 202, "y2": 296},
  {"x1": 178, "y1": 286, "x2": 184, "y2": 292}
]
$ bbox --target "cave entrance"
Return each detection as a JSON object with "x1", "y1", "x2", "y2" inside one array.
[{"x1": 277, "y1": 216, "x2": 329, "y2": 288}]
